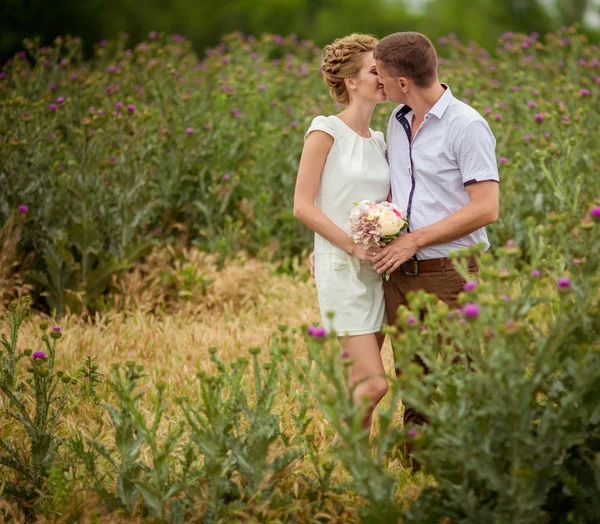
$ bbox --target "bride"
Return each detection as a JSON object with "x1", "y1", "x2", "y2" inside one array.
[{"x1": 293, "y1": 33, "x2": 390, "y2": 435}]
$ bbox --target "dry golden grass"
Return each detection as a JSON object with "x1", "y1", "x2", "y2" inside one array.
[{"x1": 1, "y1": 250, "x2": 422, "y2": 522}]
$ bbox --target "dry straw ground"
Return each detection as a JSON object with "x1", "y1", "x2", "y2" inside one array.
[{"x1": 3, "y1": 249, "x2": 422, "y2": 522}]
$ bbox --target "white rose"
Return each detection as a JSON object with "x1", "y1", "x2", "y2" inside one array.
[{"x1": 378, "y1": 208, "x2": 402, "y2": 237}]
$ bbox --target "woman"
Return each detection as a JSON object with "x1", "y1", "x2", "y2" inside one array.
[{"x1": 293, "y1": 33, "x2": 390, "y2": 434}]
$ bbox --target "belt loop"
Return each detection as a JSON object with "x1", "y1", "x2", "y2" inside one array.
[{"x1": 441, "y1": 257, "x2": 447, "y2": 276}]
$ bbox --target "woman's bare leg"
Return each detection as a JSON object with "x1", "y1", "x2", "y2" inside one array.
[{"x1": 340, "y1": 331, "x2": 388, "y2": 436}]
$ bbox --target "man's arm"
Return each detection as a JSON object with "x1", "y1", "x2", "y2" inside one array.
[{"x1": 373, "y1": 181, "x2": 498, "y2": 273}]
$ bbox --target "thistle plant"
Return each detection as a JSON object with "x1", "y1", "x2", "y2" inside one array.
[
  {"x1": 76, "y1": 355, "x2": 103, "y2": 402},
  {"x1": 0, "y1": 299, "x2": 35, "y2": 390},
  {"x1": 395, "y1": 208, "x2": 600, "y2": 523},
  {"x1": 82, "y1": 361, "x2": 146, "y2": 514},
  {"x1": 0, "y1": 302, "x2": 74, "y2": 502}
]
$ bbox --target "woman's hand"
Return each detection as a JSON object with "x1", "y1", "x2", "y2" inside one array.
[{"x1": 352, "y1": 243, "x2": 382, "y2": 262}]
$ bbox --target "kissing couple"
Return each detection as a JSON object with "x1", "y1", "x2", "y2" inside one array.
[{"x1": 293, "y1": 31, "x2": 500, "y2": 471}]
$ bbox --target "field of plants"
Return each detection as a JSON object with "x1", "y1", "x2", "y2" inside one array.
[{"x1": 1, "y1": 27, "x2": 600, "y2": 522}]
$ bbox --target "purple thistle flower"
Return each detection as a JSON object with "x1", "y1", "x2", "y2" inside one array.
[
  {"x1": 109, "y1": 155, "x2": 116, "y2": 163},
  {"x1": 49, "y1": 103, "x2": 58, "y2": 111},
  {"x1": 580, "y1": 89, "x2": 590, "y2": 96},
  {"x1": 535, "y1": 113, "x2": 544, "y2": 121},
  {"x1": 18, "y1": 205, "x2": 28, "y2": 214},
  {"x1": 99, "y1": 39, "x2": 108, "y2": 47},
  {"x1": 70, "y1": 73, "x2": 78, "y2": 81},
  {"x1": 407, "y1": 428, "x2": 419, "y2": 439},
  {"x1": 222, "y1": 174, "x2": 230, "y2": 180},
  {"x1": 107, "y1": 65, "x2": 117, "y2": 73},
  {"x1": 494, "y1": 114, "x2": 502, "y2": 121},
  {"x1": 530, "y1": 269, "x2": 541, "y2": 278},
  {"x1": 33, "y1": 351, "x2": 46, "y2": 359},
  {"x1": 572, "y1": 259, "x2": 582, "y2": 265},
  {"x1": 307, "y1": 325, "x2": 327, "y2": 338},
  {"x1": 463, "y1": 280, "x2": 478, "y2": 292},
  {"x1": 149, "y1": 31, "x2": 158, "y2": 40},
  {"x1": 590, "y1": 205, "x2": 600, "y2": 222},
  {"x1": 56, "y1": 96, "x2": 65, "y2": 104},
  {"x1": 528, "y1": 100, "x2": 537, "y2": 107},
  {"x1": 185, "y1": 127, "x2": 194, "y2": 135},
  {"x1": 231, "y1": 108, "x2": 241, "y2": 118},
  {"x1": 499, "y1": 156, "x2": 508, "y2": 164},
  {"x1": 257, "y1": 84, "x2": 267, "y2": 91},
  {"x1": 406, "y1": 315, "x2": 417, "y2": 326},
  {"x1": 462, "y1": 303, "x2": 481, "y2": 318},
  {"x1": 221, "y1": 56, "x2": 231, "y2": 64},
  {"x1": 562, "y1": 116, "x2": 570, "y2": 123},
  {"x1": 115, "y1": 102, "x2": 123, "y2": 109},
  {"x1": 291, "y1": 121, "x2": 298, "y2": 128},
  {"x1": 557, "y1": 276, "x2": 571, "y2": 290},
  {"x1": 60, "y1": 58, "x2": 68, "y2": 66},
  {"x1": 126, "y1": 104, "x2": 135, "y2": 113},
  {"x1": 204, "y1": 123, "x2": 212, "y2": 130},
  {"x1": 52, "y1": 326, "x2": 61, "y2": 332}
]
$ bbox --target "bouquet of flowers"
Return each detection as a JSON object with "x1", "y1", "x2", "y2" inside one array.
[{"x1": 345, "y1": 200, "x2": 408, "y2": 279}]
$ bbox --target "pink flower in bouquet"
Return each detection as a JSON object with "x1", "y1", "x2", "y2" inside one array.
[{"x1": 346, "y1": 200, "x2": 407, "y2": 247}]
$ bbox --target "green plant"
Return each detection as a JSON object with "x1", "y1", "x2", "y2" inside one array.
[
  {"x1": 76, "y1": 355, "x2": 103, "y2": 402},
  {"x1": 0, "y1": 302, "x2": 74, "y2": 504}
]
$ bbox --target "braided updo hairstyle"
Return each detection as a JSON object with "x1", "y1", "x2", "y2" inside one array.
[{"x1": 320, "y1": 33, "x2": 379, "y2": 105}]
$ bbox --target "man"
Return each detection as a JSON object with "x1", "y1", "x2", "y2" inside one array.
[{"x1": 372, "y1": 32, "x2": 499, "y2": 469}]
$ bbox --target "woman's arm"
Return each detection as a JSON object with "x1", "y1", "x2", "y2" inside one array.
[{"x1": 293, "y1": 131, "x2": 357, "y2": 255}]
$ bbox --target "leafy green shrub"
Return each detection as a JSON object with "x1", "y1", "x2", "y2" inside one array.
[
  {"x1": 0, "y1": 301, "x2": 74, "y2": 505},
  {"x1": 1, "y1": 28, "x2": 598, "y2": 313},
  {"x1": 393, "y1": 204, "x2": 600, "y2": 523}
]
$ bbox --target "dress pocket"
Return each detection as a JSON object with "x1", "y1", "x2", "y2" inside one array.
[{"x1": 331, "y1": 249, "x2": 350, "y2": 271}]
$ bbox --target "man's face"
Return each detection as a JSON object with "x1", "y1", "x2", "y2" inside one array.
[{"x1": 376, "y1": 59, "x2": 405, "y2": 104}]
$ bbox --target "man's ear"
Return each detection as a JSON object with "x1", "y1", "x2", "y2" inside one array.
[{"x1": 397, "y1": 76, "x2": 410, "y2": 93}]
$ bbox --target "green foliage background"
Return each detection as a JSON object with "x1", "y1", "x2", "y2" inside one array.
[{"x1": 1, "y1": 0, "x2": 598, "y2": 61}]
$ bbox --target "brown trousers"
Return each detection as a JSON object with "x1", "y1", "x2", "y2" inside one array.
[{"x1": 383, "y1": 263, "x2": 477, "y2": 428}]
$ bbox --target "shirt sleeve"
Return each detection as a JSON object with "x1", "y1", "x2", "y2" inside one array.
[
  {"x1": 455, "y1": 119, "x2": 500, "y2": 187},
  {"x1": 304, "y1": 115, "x2": 336, "y2": 142}
]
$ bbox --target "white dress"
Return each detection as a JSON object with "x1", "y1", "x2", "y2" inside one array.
[{"x1": 305, "y1": 115, "x2": 390, "y2": 336}]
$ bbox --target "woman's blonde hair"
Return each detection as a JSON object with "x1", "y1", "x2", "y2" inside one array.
[{"x1": 320, "y1": 33, "x2": 379, "y2": 105}]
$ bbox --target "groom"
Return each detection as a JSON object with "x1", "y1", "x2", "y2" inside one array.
[{"x1": 372, "y1": 32, "x2": 499, "y2": 468}]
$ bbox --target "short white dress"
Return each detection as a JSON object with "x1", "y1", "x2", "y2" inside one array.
[{"x1": 305, "y1": 115, "x2": 390, "y2": 336}]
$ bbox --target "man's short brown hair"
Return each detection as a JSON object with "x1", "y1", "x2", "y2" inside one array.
[{"x1": 374, "y1": 32, "x2": 438, "y2": 87}]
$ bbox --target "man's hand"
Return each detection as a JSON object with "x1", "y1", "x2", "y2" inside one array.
[{"x1": 373, "y1": 234, "x2": 419, "y2": 275}]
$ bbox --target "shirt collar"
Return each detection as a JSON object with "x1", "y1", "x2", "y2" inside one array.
[
  {"x1": 427, "y1": 83, "x2": 453, "y2": 119},
  {"x1": 394, "y1": 83, "x2": 453, "y2": 123}
]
